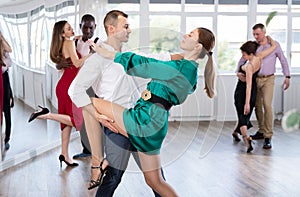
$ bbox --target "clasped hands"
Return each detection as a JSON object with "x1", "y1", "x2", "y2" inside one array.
[{"x1": 94, "y1": 111, "x2": 119, "y2": 133}]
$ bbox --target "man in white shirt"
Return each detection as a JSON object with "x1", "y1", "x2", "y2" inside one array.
[
  {"x1": 69, "y1": 10, "x2": 178, "y2": 196},
  {"x1": 75, "y1": 14, "x2": 101, "y2": 57},
  {"x1": 72, "y1": 14, "x2": 102, "y2": 159}
]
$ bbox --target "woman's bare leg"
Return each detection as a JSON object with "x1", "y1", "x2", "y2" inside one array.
[
  {"x1": 240, "y1": 125, "x2": 250, "y2": 147},
  {"x1": 240, "y1": 125, "x2": 247, "y2": 137},
  {"x1": 82, "y1": 104, "x2": 108, "y2": 188},
  {"x1": 91, "y1": 97, "x2": 177, "y2": 195},
  {"x1": 91, "y1": 98, "x2": 127, "y2": 137},
  {"x1": 39, "y1": 113, "x2": 74, "y2": 163},
  {"x1": 61, "y1": 125, "x2": 74, "y2": 163},
  {"x1": 37, "y1": 112, "x2": 75, "y2": 163},
  {"x1": 138, "y1": 152, "x2": 178, "y2": 197},
  {"x1": 82, "y1": 106, "x2": 104, "y2": 163},
  {"x1": 38, "y1": 113, "x2": 73, "y2": 127}
]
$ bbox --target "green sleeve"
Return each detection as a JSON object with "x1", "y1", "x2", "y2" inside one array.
[{"x1": 114, "y1": 52, "x2": 180, "y2": 80}]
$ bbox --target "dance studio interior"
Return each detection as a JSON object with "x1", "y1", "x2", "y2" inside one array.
[{"x1": 0, "y1": 0, "x2": 300, "y2": 196}]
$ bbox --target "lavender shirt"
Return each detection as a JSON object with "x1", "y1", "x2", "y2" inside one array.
[{"x1": 237, "y1": 41, "x2": 290, "y2": 76}]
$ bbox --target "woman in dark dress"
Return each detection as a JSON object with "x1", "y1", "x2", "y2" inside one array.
[
  {"x1": 233, "y1": 37, "x2": 276, "y2": 153},
  {"x1": 0, "y1": 32, "x2": 13, "y2": 150}
]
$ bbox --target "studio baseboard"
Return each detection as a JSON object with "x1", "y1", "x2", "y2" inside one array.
[{"x1": 0, "y1": 132, "x2": 80, "y2": 172}]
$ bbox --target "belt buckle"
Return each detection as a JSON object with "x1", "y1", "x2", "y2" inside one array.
[{"x1": 141, "y1": 90, "x2": 151, "y2": 101}]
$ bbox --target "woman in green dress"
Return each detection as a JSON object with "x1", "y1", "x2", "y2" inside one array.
[{"x1": 88, "y1": 27, "x2": 215, "y2": 196}]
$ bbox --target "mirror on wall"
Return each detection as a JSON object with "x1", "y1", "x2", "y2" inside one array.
[{"x1": 0, "y1": 1, "x2": 79, "y2": 170}]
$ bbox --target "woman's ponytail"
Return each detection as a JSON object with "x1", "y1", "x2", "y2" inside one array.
[{"x1": 204, "y1": 52, "x2": 215, "y2": 98}]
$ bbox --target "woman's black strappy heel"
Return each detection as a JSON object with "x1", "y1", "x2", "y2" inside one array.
[
  {"x1": 246, "y1": 137, "x2": 254, "y2": 153},
  {"x1": 243, "y1": 136, "x2": 254, "y2": 153},
  {"x1": 28, "y1": 105, "x2": 50, "y2": 122},
  {"x1": 88, "y1": 158, "x2": 108, "y2": 190}
]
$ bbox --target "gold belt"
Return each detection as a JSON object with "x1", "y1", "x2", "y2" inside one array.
[{"x1": 141, "y1": 90, "x2": 172, "y2": 110}]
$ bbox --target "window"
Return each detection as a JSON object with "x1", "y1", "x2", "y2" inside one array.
[
  {"x1": 0, "y1": 1, "x2": 78, "y2": 71},
  {"x1": 217, "y1": 15, "x2": 247, "y2": 71},
  {"x1": 107, "y1": 0, "x2": 140, "y2": 12},
  {"x1": 29, "y1": 6, "x2": 45, "y2": 70},
  {"x1": 149, "y1": 3, "x2": 181, "y2": 12},
  {"x1": 1, "y1": 0, "x2": 300, "y2": 72},
  {"x1": 218, "y1": 0, "x2": 248, "y2": 12},
  {"x1": 17, "y1": 23, "x2": 28, "y2": 67},
  {"x1": 257, "y1": 0, "x2": 287, "y2": 12},
  {"x1": 185, "y1": 3, "x2": 214, "y2": 12},
  {"x1": 291, "y1": 17, "x2": 300, "y2": 68},
  {"x1": 149, "y1": 15, "x2": 180, "y2": 53}
]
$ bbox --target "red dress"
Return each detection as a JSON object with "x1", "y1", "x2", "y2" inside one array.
[{"x1": 56, "y1": 52, "x2": 83, "y2": 131}]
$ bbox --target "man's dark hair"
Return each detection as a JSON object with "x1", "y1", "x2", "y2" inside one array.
[
  {"x1": 252, "y1": 23, "x2": 265, "y2": 31},
  {"x1": 103, "y1": 10, "x2": 128, "y2": 34},
  {"x1": 81, "y1": 14, "x2": 95, "y2": 23}
]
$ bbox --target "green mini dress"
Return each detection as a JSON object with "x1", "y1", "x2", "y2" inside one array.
[{"x1": 114, "y1": 52, "x2": 198, "y2": 154}]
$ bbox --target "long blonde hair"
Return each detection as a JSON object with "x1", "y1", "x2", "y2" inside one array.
[{"x1": 197, "y1": 27, "x2": 216, "y2": 98}]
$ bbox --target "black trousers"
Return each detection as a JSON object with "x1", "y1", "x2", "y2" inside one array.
[
  {"x1": 2, "y1": 71, "x2": 13, "y2": 144},
  {"x1": 96, "y1": 127, "x2": 165, "y2": 197}
]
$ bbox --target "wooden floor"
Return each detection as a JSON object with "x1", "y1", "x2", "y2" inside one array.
[
  {"x1": 1, "y1": 99, "x2": 62, "y2": 161},
  {"x1": 1, "y1": 108, "x2": 300, "y2": 196}
]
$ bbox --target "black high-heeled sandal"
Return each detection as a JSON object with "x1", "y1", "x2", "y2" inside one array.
[
  {"x1": 28, "y1": 105, "x2": 50, "y2": 122},
  {"x1": 58, "y1": 154, "x2": 78, "y2": 168},
  {"x1": 243, "y1": 136, "x2": 254, "y2": 153},
  {"x1": 88, "y1": 158, "x2": 108, "y2": 190},
  {"x1": 246, "y1": 137, "x2": 254, "y2": 153}
]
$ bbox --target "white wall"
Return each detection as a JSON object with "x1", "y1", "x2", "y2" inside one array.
[
  {"x1": 12, "y1": 61, "x2": 300, "y2": 121},
  {"x1": 12, "y1": 62, "x2": 46, "y2": 109},
  {"x1": 169, "y1": 74, "x2": 300, "y2": 122}
]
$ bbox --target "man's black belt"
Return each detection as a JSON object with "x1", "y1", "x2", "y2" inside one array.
[{"x1": 141, "y1": 90, "x2": 172, "y2": 111}]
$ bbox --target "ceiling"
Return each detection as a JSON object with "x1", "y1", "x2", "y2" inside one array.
[
  {"x1": 0, "y1": 0, "x2": 30, "y2": 8},
  {"x1": 0, "y1": 0, "x2": 53, "y2": 14}
]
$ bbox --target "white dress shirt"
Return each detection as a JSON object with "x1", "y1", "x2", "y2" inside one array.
[
  {"x1": 68, "y1": 42, "x2": 171, "y2": 109},
  {"x1": 76, "y1": 37, "x2": 101, "y2": 57}
]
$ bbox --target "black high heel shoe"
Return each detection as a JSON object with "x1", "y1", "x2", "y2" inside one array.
[
  {"x1": 243, "y1": 136, "x2": 254, "y2": 153},
  {"x1": 88, "y1": 158, "x2": 108, "y2": 190},
  {"x1": 246, "y1": 137, "x2": 254, "y2": 153},
  {"x1": 59, "y1": 154, "x2": 79, "y2": 168},
  {"x1": 28, "y1": 105, "x2": 50, "y2": 122}
]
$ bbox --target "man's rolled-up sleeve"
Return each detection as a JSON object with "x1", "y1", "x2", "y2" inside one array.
[{"x1": 68, "y1": 53, "x2": 112, "y2": 107}]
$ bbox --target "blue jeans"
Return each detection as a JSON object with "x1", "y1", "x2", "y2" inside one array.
[{"x1": 96, "y1": 127, "x2": 164, "y2": 197}]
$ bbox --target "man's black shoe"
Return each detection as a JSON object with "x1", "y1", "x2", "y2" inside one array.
[
  {"x1": 4, "y1": 142, "x2": 10, "y2": 150},
  {"x1": 250, "y1": 131, "x2": 264, "y2": 140},
  {"x1": 73, "y1": 152, "x2": 91, "y2": 159},
  {"x1": 263, "y1": 138, "x2": 272, "y2": 149}
]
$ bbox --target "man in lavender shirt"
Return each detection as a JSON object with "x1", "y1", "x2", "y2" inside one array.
[{"x1": 237, "y1": 23, "x2": 290, "y2": 149}]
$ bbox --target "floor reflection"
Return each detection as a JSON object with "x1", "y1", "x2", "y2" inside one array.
[{"x1": 1, "y1": 99, "x2": 61, "y2": 161}]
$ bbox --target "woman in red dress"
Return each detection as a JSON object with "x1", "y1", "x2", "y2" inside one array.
[{"x1": 29, "y1": 21, "x2": 91, "y2": 167}]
